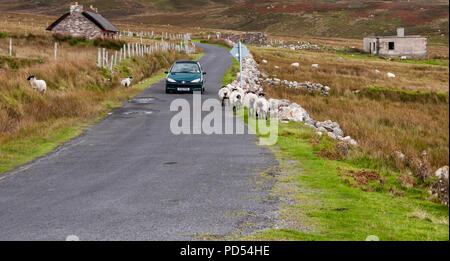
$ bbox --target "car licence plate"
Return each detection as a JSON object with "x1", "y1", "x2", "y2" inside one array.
[{"x1": 177, "y1": 88, "x2": 190, "y2": 91}]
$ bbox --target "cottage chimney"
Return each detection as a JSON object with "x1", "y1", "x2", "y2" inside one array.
[
  {"x1": 397, "y1": 28, "x2": 405, "y2": 37},
  {"x1": 70, "y1": 2, "x2": 83, "y2": 13}
]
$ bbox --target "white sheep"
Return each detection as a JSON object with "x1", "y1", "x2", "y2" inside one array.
[
  {"x1": 27, "y1": 75, "x2": 47, "y2": 93},
  {"x1": 230, "y1": 88, "x2": 243, "y2": 111},
  {"x1": 218, "y1": 85, "x2": 232, "y2": 106},
  {"x1": 387, "y1": 72, "x2": 396, "y2": 78},
  {"x1": 243, "y1": 91, "x2": 258, "y2": 117},
  {"x1": 121, "y1": 76, "x2": 133, "y2": 87},
  {"x1": 254, "y1": 93, "x2": 271, "y2": 120}
]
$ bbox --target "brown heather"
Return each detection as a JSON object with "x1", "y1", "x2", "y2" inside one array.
[{"x1": 252, "y1": 46, "x2": 449, "y2": 171}]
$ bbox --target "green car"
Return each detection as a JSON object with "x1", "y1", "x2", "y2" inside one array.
[{"x1": 165, "y1": 61, "x2": 206, "y2": 94}]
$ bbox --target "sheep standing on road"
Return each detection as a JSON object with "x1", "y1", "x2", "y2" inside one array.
[
  {"x1": 243, "y1": 91, "x2": 258, "y2": 117},
  {"x1": 254, "y1": 93, "x2": 270, "y2": 120},
  {"x1": 121, "y1": 76, "x2": 133, "y2": 87},
  {"x1": 218, "y1": 85, "x2": 232, "y2": 106},
  {"x1": 27, "y1": 75, "x2": 47, "y2": 94},
  {"x1": 230, "y1": 88, "x2": 243, "y2": 111}
]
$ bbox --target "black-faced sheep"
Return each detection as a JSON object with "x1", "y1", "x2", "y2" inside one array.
[
  {"x1": 243, "y1": 91, "x2": 258, "y2": 117},
  {"x1": 218, "y1": 85, "x2": 232, "y2": 107},
  {"x1": 230, "y1": 88, "x2": 244, "y2": 111},
  {"x1": 27, "y1": 75, "x2": 47, "y2": 93},
  {"x1": 121, "y1": 76, "x2": 133, "y2": 87},
  {"x1": 254, "y1": 93, "x2": 270, "y2": 120}
]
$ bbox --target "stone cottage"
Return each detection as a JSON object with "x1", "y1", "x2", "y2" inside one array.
[
  {"x1": 46, "y1": 2, "x2": 119, "y2": 40},
  {"x1": 363, "y1": 28, "x2": 427, "y2": 58}
]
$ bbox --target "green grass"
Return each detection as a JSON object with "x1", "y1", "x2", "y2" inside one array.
[
  {"x1": 0, "y1": 122, "x2": 83, "y2": 174},
  {"x1": 0, "y1": 31, "x2": 11, "y2": 38},
  {"x1": 222, "y1": 58, "x2": 239, "y2": 86},
  {"x1": 241, "y1": 119, "x2": 449, "y2": 241},
  {"x1": 338, "y1": 53, "x2": 449, "y2": 67},
  {"x1": 394, "y1": 58, "x2": 449, "y2": 67}
]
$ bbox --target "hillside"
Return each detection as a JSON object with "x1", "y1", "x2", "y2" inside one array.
[{"x1": 0, "y1": 0, "x2": 448, "y2": 41}]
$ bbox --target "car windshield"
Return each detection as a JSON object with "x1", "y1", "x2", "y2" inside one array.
[{"x1": 171, "y1": 63, "x2": 200, "y2": 73}]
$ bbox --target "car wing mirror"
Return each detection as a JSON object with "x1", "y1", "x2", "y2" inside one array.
[
  {"x1": 202, "y1": 72, "x2": 207, "y2": 75},
  {"x1": 164, "y1": 71, "x2": 169, "y2": 74}
]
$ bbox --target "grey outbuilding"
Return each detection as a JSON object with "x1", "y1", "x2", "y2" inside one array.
[{"x1": 363, "y1": 28, "x2": 427, "y2": 58}]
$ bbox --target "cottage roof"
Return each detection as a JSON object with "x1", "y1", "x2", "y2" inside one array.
[
  {"x1": 46, "y1": 11, "x2": 119, "y2": 33},
  {"x1": 82, "y1": 11, "x2": 119, "y2": 32}
]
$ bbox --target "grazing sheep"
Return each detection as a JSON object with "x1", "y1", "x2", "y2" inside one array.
[
  {"x1": 218, "y1": 85, "x2": 232, "y2": 106},
  {"x1": 311, "y1": 64, "x2": 319, "y2": 68},
  {"x1": 230, "y1": 88, "x2": 243, "y2": 111},
  {"x1": 27, "y1": 75, "x2": 47, "y2": 93},
  {"x1": 387, "y1": 72, "x2": 396, "y2": 78},
  {"x1": 243, "y1": 91, "x2": 258, "y2": 117},
  {"x1": 254, "y1": 93, "x2": 270, "y2": 120},
  {"x1": 121, "y1": 76, "x2": 133, "y2": 87}
]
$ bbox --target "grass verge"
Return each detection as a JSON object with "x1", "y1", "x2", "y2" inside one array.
[{"x1": 242, "y1": 114, "x2": 449, "y2": 241}]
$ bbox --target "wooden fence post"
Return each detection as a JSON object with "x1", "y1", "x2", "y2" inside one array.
[
  {"x1": 98, "y1": 48, "x2": 101, "y2": 67},
  {"x1": 9, "y1": 37, "x2": 12, "y2": 56},
  {"x1": 54, "y1": 42, "x2": 58, "y2": 60},
  {"x1": 102, "y1": 48, "x2": 106, "y2": 67}
]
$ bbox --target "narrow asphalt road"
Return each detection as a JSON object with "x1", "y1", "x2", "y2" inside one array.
[{"x1": 0, "y1": 43, "x2": 277, "y2": 241}]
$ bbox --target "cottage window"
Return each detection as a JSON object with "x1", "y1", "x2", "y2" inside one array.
[{"x1": 388, "y1": 42, "x2": 395, "y2": 50}]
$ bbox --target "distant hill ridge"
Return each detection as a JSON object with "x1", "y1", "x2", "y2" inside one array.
[{"x1": 0, "y1": 0, "x2": 448, "y2": 41}]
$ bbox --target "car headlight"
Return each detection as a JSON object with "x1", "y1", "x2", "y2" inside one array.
[
  {"x1": 167, "y1": 78, "x2": 176, "y2": 83},
  {"x1": 191, "y1": 78, "x2": 201, "y2": 83}
]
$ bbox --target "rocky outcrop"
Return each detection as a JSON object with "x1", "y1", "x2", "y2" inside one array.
[{"x1": 432, "y1": 166, "x2": 449, "y2": 206}]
